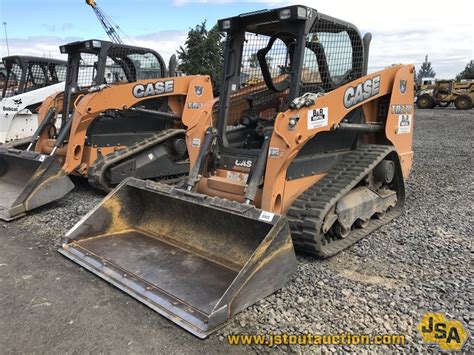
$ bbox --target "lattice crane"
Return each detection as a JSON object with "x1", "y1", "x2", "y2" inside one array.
[{"x1": 86, "y1": 0, "x2": 124, "y2": 44}]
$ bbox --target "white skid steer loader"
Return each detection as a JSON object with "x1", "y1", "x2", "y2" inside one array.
[{"x1": 0, "y1": 56, "x2": 66, "y2": 146}]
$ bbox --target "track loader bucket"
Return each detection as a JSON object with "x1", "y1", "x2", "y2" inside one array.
[
  {"x1": 60, "y1": 177, "x2": 297, "y2": 338},
  {"x1": 0, "y1": 147, "x2": 74, "y2": 220}
]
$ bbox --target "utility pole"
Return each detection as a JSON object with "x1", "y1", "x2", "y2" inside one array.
[{"x1": 3, "y1": 22, "x2": 10, "y2": 56}]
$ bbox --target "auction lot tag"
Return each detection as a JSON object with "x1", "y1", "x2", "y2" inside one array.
[{"x1": 259, "y1": 211, "x2": 275, "y2": 222}]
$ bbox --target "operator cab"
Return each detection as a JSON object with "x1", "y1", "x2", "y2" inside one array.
[
  {"x1": 216, "y1": 6, "x2": 365, "y2": 155},
  {"x1": 57, "y1": 40, "x2": 171, "y2": 147},
  {"x1": 1, "y1": 56, "x2": 67, "y2": 99},
  {"x1": 59, "y1": 40, "x2": 166, "y2": 92}
]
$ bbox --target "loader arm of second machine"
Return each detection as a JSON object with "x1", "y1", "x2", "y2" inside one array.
[{"x1": 35, "y1": 75, "x2": 213, "y2": 175}]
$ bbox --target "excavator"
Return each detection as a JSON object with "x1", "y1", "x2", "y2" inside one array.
[
  {"x1": 60, "y1": 6, "x2": 414, "y2": 338},
  {"x1": 0, "y1": 56, "x2": 67, "y2": 145},
  {"x1": 0, "y1": 39, "x2": 213, "y2": 220}
]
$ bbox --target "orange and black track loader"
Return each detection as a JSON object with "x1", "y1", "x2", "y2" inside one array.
[
  {"x1": 60, "y1": 6, "x2": 414, "y2": 338},
  {"x1": 0, "y1": 39, "x2": 213, "y2": 220}
]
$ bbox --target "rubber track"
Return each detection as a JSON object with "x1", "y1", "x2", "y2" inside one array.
[
  {"x1": 88, "y1": 129, "x2": 186, "y2": 191},
  {"x1": 287, "y1": 144, "x2": 404, "y2": 258}
]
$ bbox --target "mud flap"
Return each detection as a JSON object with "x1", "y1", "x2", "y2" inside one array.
[
  {"x1": 0, "y1": 147, "x2": 74, "y2": 221},
  {"x1": 59, "y1": 177, "x2": 297, "y2": 338}
]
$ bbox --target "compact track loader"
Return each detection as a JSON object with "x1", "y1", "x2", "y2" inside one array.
[
  {"x1": 0, "y1": 39, "x2": 213, "y2": 220},
  {"x1": 60, "y1": 6, "x2": 414, "y2": 338},
  {"x1": 0, "y1": 56, "x2": 67, "y2": 145}
]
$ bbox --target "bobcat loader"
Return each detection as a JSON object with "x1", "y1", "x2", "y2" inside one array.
[
  {"x1": 0, "y1": 56, "x2": 67, "y2": 145},
  {"x1": 60, "y1": 6, "x2": 414, "y2": 338},
  {"x1": 0, "y1": 39, "x2": 212, "y2": 220}
]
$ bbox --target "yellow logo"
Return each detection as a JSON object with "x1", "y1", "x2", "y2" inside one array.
[{"x1": 417, "y1": 313, "x2": 470, "y2": 351}]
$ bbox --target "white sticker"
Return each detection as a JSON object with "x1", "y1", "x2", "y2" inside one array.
[
  {"x1": 187, "y1": 102, "x2": 203, "y2": 109},
  {"x1": 192, "y1": 138, "x2": 201, "y2": 147},
  {"x1": 259, "y1": 211, "x2": 275, "y2": 222},
  {"x1": 307, "y1": 107, "x2": 328, "y2": 129},
  {"x1": 268, "y1": 147, "x2": 280, "y2": 158},
  {"x1": 226, "y1": 171, "x2": 248, "y2": 184},
  {"x1": 397, "y1": 114, "x2": 411, "y2": 134},
  {"x1": 38, "y1": 155, "x2": 46, "y2": 162}
]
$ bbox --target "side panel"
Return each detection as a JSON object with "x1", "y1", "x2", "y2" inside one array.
[
  {"x1": 0, "y1": 83, "x2": 65, "y2": 143},
  {"x1": 260, "y1": 65, "x2": 414, "y2": 213},
  {"x1": 385, "y1": 65, "x2": 415, "y2": 178}
]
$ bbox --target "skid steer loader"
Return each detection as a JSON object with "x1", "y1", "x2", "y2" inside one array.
[
  {"x1": 0, "y1": 39, "x2": 213, "y2": 220},
  {"x1": 60, "y1": 6, "x2": 414, "y2": 338},
  {"x1": 0, "y1": 56, "x2": 67, "y2": 145}
]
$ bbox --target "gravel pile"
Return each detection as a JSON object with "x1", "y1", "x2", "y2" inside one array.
[
  {"x1": 14, "y1": 178, "x2": 104, "y2": 249},
  {"x1": 5, "y1": 107, "x2": 472, "y2": 353}
]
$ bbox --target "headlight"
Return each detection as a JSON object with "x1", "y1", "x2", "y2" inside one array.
[
  {"x1": 297, "y1": 6, "x2": 308, "y2": 19},
  {"x1": 221, "y1": 20, "x2": 231, "y2": 30},
  {"x1": 279, "y1": 9, "x2": 291, "y2": 20},
  {"x1": 60, "y1": 46, "x2": 66, "y2": 54},
  {"x1": 92, "y1": 40, "x2": 102, "y2": 48}
]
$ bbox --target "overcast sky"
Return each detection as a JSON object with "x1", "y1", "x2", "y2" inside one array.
[{"x1": 0, "y1": 0, "x2": 472, "y2": 78}]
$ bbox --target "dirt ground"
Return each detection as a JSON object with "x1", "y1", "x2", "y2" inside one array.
[
  {"x1": 0, "y1": 220, "x2": 245, "y2": 353},
  {"x1": 0, "y1": 107, "x2": 472, "y2": 353}
]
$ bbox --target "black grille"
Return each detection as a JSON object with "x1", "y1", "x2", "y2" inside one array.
[
  {"x1": 217, "y1": 10, "x2": 364, "y2": 152},
  {"x1": 3, "y1": 63, "x2": 22, "y2": 97},
  {"x1": 226, "y1": 32, "x2": 289, "y2": 131},
  {"x1": 300, "y1": 17, "x2": 363, "y2": 95},
  {"x1": 76, "y1": 49, "x2": 163, "y2": 89},
  {"x1": 2, "y1": 59, "x2": 67, "y2": 98}
]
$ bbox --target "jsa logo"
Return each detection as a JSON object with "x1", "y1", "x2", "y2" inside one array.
[
  {"x1": 417, "y1": 313, "x2": 470, "y2": 351},
  {"x1": 235, "y1": 159, "x2": 252, "y2": 168},
  {"x1": 133, "y1": 80, "x2": 174, "y2": 98},
  {"x1": 343, "y1": 76, "x2": 380, "y2": 108}
]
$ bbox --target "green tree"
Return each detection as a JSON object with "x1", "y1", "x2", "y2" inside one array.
[
  {"x1": 177, "y1": 21, "x2": 224, "y2": 95},
  {"x1": 266, "y1": 56, "x2": 273, "y2": 69},
  {"x1": 456, "y1": 60, "x2": 474, "y2": 80},
  {"x1": 248, "y1": 53, "x2": 273, "y2": 69},
  {"x1": 417, "y1": 55, "x2": 436, "y2": 84},
  {"x1": 248, "y1": 53, "x2": 259, "y2": 68}
]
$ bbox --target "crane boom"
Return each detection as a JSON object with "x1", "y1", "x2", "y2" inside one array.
[{"x1": 86, "y1": 0, "x2": 124, "y2": 44}]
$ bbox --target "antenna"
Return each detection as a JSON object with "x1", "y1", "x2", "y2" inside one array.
[{"x1": 2, "y1": 22, "x2": 10, "y2": 56}]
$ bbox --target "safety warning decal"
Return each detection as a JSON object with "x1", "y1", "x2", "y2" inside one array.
[
  {"x1": 192, "y1": 138, "x2": 201, "y2": 147},
  {"x1": 398, "y1": 114, "x2": 411, "y2": 134},
  {"x1": 307, "y1": 107, "x2": 328, "y2": 130},
  {"x1": 268, "y1": 147, "x2": 280, "y2": 158}
]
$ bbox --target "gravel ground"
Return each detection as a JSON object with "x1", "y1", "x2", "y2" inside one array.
[{"x1": 0, "y1": 107, "x2": 472, "y2": 353}]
